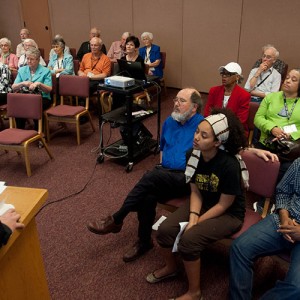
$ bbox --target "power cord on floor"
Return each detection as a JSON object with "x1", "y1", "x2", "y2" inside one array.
[{"x1": 36, "y1": 159, "x2": 98, "y2": 216}]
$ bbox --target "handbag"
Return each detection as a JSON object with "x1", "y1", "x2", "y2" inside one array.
[
  {"x1": 265, "y1": 135, "x2": 300, "y2": 161},
  {"x1": 17, "y1": 86, "x2": 42, "y2": 95}
]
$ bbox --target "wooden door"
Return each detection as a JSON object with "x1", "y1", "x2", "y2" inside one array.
[{"x1": 20, "y1": 0, "x2": 52, "y2": 59}]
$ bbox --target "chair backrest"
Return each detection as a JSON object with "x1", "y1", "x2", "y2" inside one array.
[
  {"x1": 252, "y1": 58, "x2": 288, "y2": 82},
  {"x1": 69, "y1": 48, "x2": 77, "y2": 59},
  {"x1": 7, "y1": 93, "x2": 42, "y2": 119},
  {"x1": 241, "y1": 150, "x2": 280, "y2": 198},
  {"x1": 59, "y1": 75, "x2": 89, "y2": 98},
  {"x1": 160, "y1": 52, "x2": 166, "y2": 70},
  {"x1": 73, "y1": 59, "x2": 80, "y2": 75},
  {"x1": 247, "y1": 102, "x2": 260, "y2": 146},
  {"x1": 38, "y1": 48, "x2": 45, "y2": 59},
  {"x1": 247, "y1": 102, "x2": 260, "y2": 131}
]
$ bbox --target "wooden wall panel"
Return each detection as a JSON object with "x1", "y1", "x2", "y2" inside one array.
[
  {"x1": 48, "y1": 0, "x2": 90, "y2": 52},
  {"x1": 239, "y1": 0, "x2": 300, "y2": 84},
  {"x1": 0, "y1": 0, "x2": 23, "y2": 52},
  {"x1": 89, "y1": 0, "x2": 134, "y2": 51},
  {"x1": 182, "y1": 0, "x2": 242, "y2": 92},
  {"x1": 133, "y1": 0, "x2": 183, "y2": 88},
  {"x1": 3, "y1": 0, "x2": 300, "y2": 91}
]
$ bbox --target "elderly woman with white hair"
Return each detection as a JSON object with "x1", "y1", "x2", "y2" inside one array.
[
  {"x1": 0, "y1": 38, "x2": 18, "y2": 71},
  {"x1": 18, "y1": 39, "x2": 46, "y2": 68},
  {"x1": 139, "y1": 32, "x2": 163, "y2": 78}
]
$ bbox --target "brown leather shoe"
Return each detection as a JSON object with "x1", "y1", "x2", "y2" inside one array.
[
  {"x1": 87, "y1": 215, "x2": 123, "y2": 235},
  {"x1": 123, "y1": 240, "x2": 154, "y2": 262}
]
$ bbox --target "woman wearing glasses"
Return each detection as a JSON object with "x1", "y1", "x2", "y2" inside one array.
[
  {"x1": 203, "y1": 62, "x2": 250, "y2": 134},
  {"x1": 48, "y1": 37, "x2": 74, "y2": 76},
  {"x1": 0, "y1": 38, "x2": 18, "y2": 71}
]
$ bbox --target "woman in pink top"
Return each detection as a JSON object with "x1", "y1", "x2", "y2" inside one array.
[{"x1": 0, "y1": 38, "x2": 18, "y2": 71}]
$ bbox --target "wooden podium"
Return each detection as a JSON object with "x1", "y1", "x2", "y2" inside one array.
[{"x1": 0, "y1": 186, "x2": 50, "y2": 300}]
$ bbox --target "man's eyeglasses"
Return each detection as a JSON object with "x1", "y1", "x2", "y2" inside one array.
[
  {"x1": 262, "y1": 54, "x2": 274, "y2": 60},
  {"x1": 220, "y1": 71, "x2": 236, "y2": 77},
  {"x1": 173, "y1": 97, "x2": 188, "y2": 104}
]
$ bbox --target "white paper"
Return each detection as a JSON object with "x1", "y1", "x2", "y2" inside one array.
[
  {"x1": 152, "y1": 215, "x2": 167, "y2": 231},
  {"x1": 0, "y1": 200, "x2": 15, "y2": 216},
  {"x1": 172, "y1": 222, "x2": 189, "y2": 252}
]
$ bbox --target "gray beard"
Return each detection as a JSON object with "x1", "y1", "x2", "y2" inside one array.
[{"x1": 171, "y1": 105, "x2": 194, "y2": 123}]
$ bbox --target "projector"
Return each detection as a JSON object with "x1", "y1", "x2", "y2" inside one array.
[{"x1": 104, "y1": 76, "x2": 135, "y2": 88}]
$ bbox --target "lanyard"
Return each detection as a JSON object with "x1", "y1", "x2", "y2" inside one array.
[
  {"x1": 283, "y1": 94, "x2": 298, "y2": 121},
  {"x1": 91, "y1": 56, "x2": 100, "y2": 70}
]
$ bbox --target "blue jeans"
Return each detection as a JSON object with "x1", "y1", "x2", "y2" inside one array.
[{"x1": 229, "y1": 215, "x2": 300, "y2": 300}]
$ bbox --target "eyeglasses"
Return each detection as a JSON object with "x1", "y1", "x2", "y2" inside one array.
[
  {"x1": 220, "y1": 71, "x2": 236, "y2": 77},
  {"x1": 262, "y1": 54, "x2": 274, "y2": 60},
  {"x1": 0, "y1": 44, "x2": 9, "y2": 48},
  {"x1": 173, "y1": 97, "x2": 188, "y2": 104}
]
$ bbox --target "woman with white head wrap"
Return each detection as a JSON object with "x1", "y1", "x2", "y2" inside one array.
[{"x1": 147, "y1": 108, "x2": 249, "y2": 300}]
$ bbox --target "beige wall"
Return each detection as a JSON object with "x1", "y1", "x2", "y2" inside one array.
[{"x1": 2, "y1": 0, "x2": 300, "y2": 92}]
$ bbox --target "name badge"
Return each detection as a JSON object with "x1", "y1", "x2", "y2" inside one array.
[{"x1": 283, "y1": 124, "x2": 297, "y2": 133}]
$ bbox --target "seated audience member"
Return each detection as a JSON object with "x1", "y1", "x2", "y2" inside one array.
[
  {"x1": 204, "y1": 62, "x2": 250, "y2": 134},
  {"x1": 139, "y1": 32, "x2": 163, "y2": 78},
  {"x1": 87, "y1": 88, "x2": 204, "y2": 262},
  {"x1": 254, "y1": 68, "x2": 300, "y2": 176},
  {"x1": 18, "y1": 39, "x2": 46, "y2": 68},
  {"x1": 86, "y1": 87, "x2": 277, "y2": 263},
  {"x1": 77, "y1": 27, "x2": 107, "y2": 61},
  {"x1": 0, "y1": 38, "x2": 18, "y2": 71},
  {"x1": 49, "y1": 34, "x2": 70, "y2": 59},
  {"x1": 244, "y1": 44, "x2": 281, "y2": 103},
  {"x1": 230, "y1": 157, "x2": 300, "y2": 300},
  {"x1": 78, "y1": 37, "x2": 111, "y2": 95},
  {"x1": 0, "y1": 209, "x2": 24, "y2": 247},
  {"x1": 16, "y1": 28, "x2": 30, "y2": 58},
  {"x1": 48, "y1": 37, "x2": 74, "y2": 76},
  {"x1": 146, "y1": 109, "x2": 249, "y2": 300},
  {"x1": 12, "y1": 48, "x2": 52, "y2": 130},
  {"x1": 107, "y1": 32, "x2": 130, "y2": 62},
  {"x1": 0, "y1": 62, "x2": 12, "y2": 105},
  {"x1": 121, "y1": 35, "x2": 144, "y2": 65}
]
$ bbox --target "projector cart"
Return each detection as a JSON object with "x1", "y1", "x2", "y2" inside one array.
[{"x1": 96, "y1": 83, "x2": 161, "y2": 172}]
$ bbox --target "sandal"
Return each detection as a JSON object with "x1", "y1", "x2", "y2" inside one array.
[{"x1": 146, "y1": 270, "x2": 178, "y2": 284}]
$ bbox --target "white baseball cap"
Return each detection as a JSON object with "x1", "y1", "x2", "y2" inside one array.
[{"x1": 219, "y1": 62, "x2": 242, "y2": 75}]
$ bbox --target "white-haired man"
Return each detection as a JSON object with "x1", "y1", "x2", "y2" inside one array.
[{"x1": 244, "y1": 44, "x2": 281, "y2": 103}]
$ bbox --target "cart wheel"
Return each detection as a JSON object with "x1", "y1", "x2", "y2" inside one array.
[
  {"x1": 126, "y1": 162, "x2": 133, "y2": 173},
  {"x1": 97, "y1": 154, "x2": 104, "y2": 164}
]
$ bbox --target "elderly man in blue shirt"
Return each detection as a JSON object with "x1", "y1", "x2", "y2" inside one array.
[
  {"x1": 230, "y1": 158, "x2": 300, "y2": 300},
  {"x1": 87, "y1": 88, "x2": 203, "y2": 262}
]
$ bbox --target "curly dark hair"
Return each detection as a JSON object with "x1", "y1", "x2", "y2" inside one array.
[{"x1": 210, "y1": 107, "x2": 247, "y2": 155}]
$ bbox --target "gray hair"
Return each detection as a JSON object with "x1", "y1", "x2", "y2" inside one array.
[
  {"x1": 90, "y1": 27, "x2": 101, "y2": 37},
  {"x1": 189, "y1": 88, "x2": 202, "y2": 113},
  {"x1": 262, "y1": 44, "x2": 279, "y2": 59},
  {"x1": 20, "y1": 28, "x2": 30, "y2": 35},
  {"x1": 122, "y1": 32, "x2": 131, "y2": 39},
  {"x1": 25, "y1": 47, "x2": 41, "y2": 59},
  {"x1": 141, "y1": 32, "x2": 153, "y2": 40},
  {"x1": 23, "y1": 38, "x2": 38, "y2": 49},
  {"x1": 52, "y1": 37, "x2": 65, "y2": 50},
  {"x1": 0, "y1": 37, "x2": 11, "y2": 49}
]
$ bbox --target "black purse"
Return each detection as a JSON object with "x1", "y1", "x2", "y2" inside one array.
[{"x1": 265, "y1": 135, "x2": 300, "y2": 161}]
